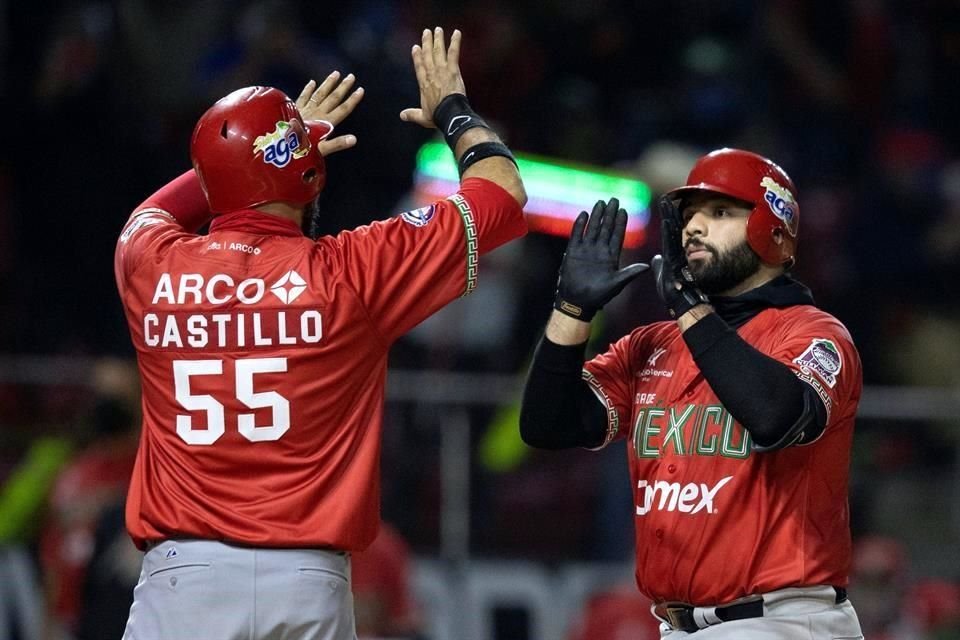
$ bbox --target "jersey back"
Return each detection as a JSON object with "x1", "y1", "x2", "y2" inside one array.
[{"x1": 115, "y1": 179, "x2": 525, "y2": 551}]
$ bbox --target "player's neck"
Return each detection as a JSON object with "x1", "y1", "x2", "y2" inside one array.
[
  {"x1": 718, "y1": 264, "x2": 784, "y2": 297},
  {"x1": 255, "y1": 202, "x2": 304, "y2": 227}
]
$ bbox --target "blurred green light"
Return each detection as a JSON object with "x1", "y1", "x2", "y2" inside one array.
[{"x1": 416, "y1": 141, "x2": 651, "y2": 210}]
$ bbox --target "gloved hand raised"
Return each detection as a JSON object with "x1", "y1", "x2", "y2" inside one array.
[
  {"x1": 652, "y1": 195, "x2": 709, "y2": 319},
  {"x1": 554, "y1": 199, "x2": 649, "y2": 321}
]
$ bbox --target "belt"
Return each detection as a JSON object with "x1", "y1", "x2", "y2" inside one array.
[
  {"x1": 144, "y1": 539, "x2": 347, "y2": 555},
  {"x1": 655, "y1": 587, "x2": 848, "y2": 633}
]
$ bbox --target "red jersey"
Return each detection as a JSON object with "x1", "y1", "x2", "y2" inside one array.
[
  {"x1": 40, "y1": 446, "x2": 135, "y2": 628},
  {"x1": 351, "y1": 523, "x2": 418, "y2": 637},
  {"x1": 115, "y1": 177, "x2": 525, "y2": 551},
  {"x1": 584, "y1": 305, "x2": 861, "y2": 605},
  {"x1": 567, "y1": 582, "x2": 661, "y2": 640}
]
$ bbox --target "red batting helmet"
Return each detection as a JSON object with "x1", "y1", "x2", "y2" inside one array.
[
  {"x1": 667, "y1": 148, "x2": 800, "y2": 266},
  {"x1": 190, "y1": 86, "x2": 334, "y2": 214}
]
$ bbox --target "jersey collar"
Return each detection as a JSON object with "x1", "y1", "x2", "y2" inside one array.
[
  {"x1": 208, "y1": 209, "x2": 303, "y2": 237},
  {"x1": 710, "y1": 275, "x2": 815, "y2": 328}
]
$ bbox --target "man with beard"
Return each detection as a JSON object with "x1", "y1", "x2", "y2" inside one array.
[
  {"x1": 520, "y1": 149, "x2": 863, "y2": 639},
  {"x1": 114, "y1": 28, "x2": 526, "y2": 640}
]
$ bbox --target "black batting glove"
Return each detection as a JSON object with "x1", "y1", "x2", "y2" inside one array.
[
  {"x1": 554, "y1": 199, "x2": 649, "y2": 321},
  {"x1": 652, "y1": 195, "x2": 709, "y2": 319}
]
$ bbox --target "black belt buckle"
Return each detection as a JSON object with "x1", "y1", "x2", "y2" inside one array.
[
  {"x1": 659, "y1": 595, "x2": 765, "y2": 633},
  {"x1": 664, "y1": 605, "x2": 698, "y2": 633},
  {"x1": 717, "y1": 595, "x2": 764, "y2": 623}
]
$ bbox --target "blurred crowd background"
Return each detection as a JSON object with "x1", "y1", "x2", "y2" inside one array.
[{"x1": 2, "y1": 1, "x2": 960, "y2": 639}]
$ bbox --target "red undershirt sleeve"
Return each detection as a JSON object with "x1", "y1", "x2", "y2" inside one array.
[{"x1": 134, "y1": 169, "x2": 211, "y2": 233}]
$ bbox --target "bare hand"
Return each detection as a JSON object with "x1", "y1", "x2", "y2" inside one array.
[
  {"x1": 297, "y1": 71, "x2": 364, "y2": 124},
  {"x1": 400, "y1": 27, "x2": 467, "y2": 128},
  {"x1": 296, "y1": 72, "x2": 364, "y2": 157}
]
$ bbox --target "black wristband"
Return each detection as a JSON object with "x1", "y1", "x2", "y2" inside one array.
[
  {"x1": 458, "y1": 142, "x2": 517, "y2": 176},
  {"x1": 670, "y1": 287, "x2": 710, "y2": 319},
  {"x1": 433, "y1": 94, "x2": 488, "y2": 150}
]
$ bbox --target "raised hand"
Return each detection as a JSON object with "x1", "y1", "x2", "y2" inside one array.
[
  {"x1": 296, "y1": 71, "x2": 364, "y2": 124},
  {"x1": 652, "y1": 196, "x2": 709, "y2": 318},
  {"x1": 554, "y1": 199, "x2": 649, "y2": 321},
  {"x1": 400, "y1": 27, "x2": 468, "y2": 128},
  {"x1": 296, "y1": 72, "x2": 365, "y2": 157}
]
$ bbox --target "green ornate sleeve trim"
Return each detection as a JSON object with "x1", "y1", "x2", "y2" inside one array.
[
  {"x1": 447, "y1": 193, "x2": 479, "y2": 297},
  {"x1": 581, "y1": 369, "x2": 620, "y2": 449}
]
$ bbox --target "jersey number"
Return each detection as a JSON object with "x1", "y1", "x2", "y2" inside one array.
[{"x1": 173, "y1": 358, "x2": 290, "y2": 445}]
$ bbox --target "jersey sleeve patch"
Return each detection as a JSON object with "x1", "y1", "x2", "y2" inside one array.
[
  {"x1": 400, "y1": 204, "x2": 436, "y2": 227},
  {"x1": 792, "y1": 338, "x2": 842, "y2": 388},
  {"x1": 446, "y1": 194, "x2": 479, "y2": 297},
  {"x1": 792, "y1": 337, "x2": 842, "y2": 424},
  {"x1": 581, "y1": 369, "x2": 620, "y2": 450},
  {"x1": 120, "y1": 208, "x2": 175, "y2": 244}
]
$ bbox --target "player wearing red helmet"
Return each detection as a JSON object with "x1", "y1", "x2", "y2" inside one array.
[
  {"x1": 521, "y1": 149, "x2": 863, "y2": 638},
  {"x1": 191, "y1": 86, "x2": 336, "y2": 215},
  {"x1": 115, "y1": 28, "x2": 526, "y2": 640},
  {"x1": 668, "y1": 148, "x2": 800, "y2": 267}
]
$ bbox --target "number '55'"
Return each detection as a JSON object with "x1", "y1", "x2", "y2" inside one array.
[{"x1": 173, "y1": 358, "x2": 289, "y2": 445}]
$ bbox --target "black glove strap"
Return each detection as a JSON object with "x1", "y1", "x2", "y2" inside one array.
[
  {"x1": 433, "y1": 94, "x2": 489, "y2": 150},
  {"x1": 669, "y1": 285, "x2": 709, "y2": 318},
  {"x1": 554, "y1": 297, "x2": 596, "y2": 321},
  {"x1": 458, "y1": 141, "x2": 517, "y2": 176},
  {"x1": 668, "y1": 266, "x2": 709, "y2": 318}
]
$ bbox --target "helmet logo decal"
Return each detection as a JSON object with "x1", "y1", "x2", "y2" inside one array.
[
  {"x1": 253, "y1": 121, "x2": 310, "y2": 168},
  {"x1": 760, "y1": 177, "x2": 798, "y2": 233}
]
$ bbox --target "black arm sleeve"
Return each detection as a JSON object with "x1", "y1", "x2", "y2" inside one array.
[
  {"x1": 519, "y1": 336, "x2": 609, "y2": 449},
  {"x1": 682, "y1": 313, "x2": 827, "y2": 450}
]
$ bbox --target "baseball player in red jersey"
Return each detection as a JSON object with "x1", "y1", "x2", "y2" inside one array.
[
  {"x1": 114, "y1": 28, "x2": 526, "y2": 640},
  {"x1": 521, "y1": 149, "x2": 864, "y2": 638}
]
